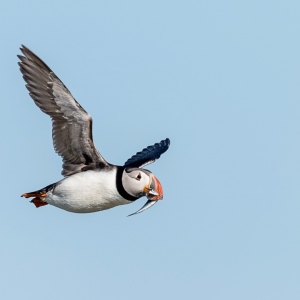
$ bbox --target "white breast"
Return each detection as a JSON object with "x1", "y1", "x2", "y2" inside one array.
[{"x1": 46, "y1": 169, "x2": 131, "y2": 213}]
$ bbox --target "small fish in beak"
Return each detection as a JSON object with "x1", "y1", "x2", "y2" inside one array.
[
  {"x1": 127, "y1": 199, "x2": 157, "y2": 217},
  {"x1": 128, "y1": 174, "x2": 164, "y2": 216}
]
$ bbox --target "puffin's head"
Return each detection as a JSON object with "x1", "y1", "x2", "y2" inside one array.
[
  {"x1": 122, "y1": 168, "x2": 163, "y2": 201},
  {"x1": 121, "y1": 138, "x2": 170, "y2": 216}
]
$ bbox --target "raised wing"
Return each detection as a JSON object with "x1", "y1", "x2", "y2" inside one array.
[
  {"x1": 18, "y1": 45, "x2": 109, "y2": 176},
  {"x1": 124, "y1": 138, "x2": 170, "y2": 168}
]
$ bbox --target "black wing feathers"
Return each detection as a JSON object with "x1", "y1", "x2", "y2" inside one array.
[{"x1": 124, "y1": 138, "x2": 170, "y2": 168}]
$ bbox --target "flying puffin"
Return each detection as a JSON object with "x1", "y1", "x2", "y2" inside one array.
[{"x1": 18, "y1": 45, "x2": 170, "y2": 216}]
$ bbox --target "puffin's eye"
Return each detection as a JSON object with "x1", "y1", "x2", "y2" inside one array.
[{"x1": 136, "y1": 173, "x2": 142, "y2": 181}]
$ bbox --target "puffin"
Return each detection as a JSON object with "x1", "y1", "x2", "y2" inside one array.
[{"x1": 18, "y1": 45, "x2": 170, "y2": 216}]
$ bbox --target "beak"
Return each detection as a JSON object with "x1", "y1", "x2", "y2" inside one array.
[
  {"x1": 145, "y1": 174, "x2": 164, "y2": 201},
  {"x1": 127, "y1": 174, "x2": 164, "y2": 217}
]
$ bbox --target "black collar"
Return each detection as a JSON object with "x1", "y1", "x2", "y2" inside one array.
[{"x1": 116, "y1": 167, "x2": 139, "y2": 201}]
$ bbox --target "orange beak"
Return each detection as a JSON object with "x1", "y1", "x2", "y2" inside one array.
[
  {"x1": 128, "y1": 174, "x2": 164, "y2": 217},
  {"x1": 145, "y1": 174, "x2": 164, "y2": 201}
]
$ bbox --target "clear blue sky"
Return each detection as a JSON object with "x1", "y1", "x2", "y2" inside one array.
[{"x1": 1, "y1": 1, "x2": 300, "y2": 299}]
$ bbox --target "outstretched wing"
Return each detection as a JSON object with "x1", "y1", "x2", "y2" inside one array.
[
  {"x1": 18, "y1": 45, "x2": 109, "y2": 176},
  {"x1": 124, "y1": 138, "x2": 170, "y2": 168}
]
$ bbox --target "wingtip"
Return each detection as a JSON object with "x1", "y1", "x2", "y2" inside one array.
[
  {"x1": 20, "y1": 44, "x2": 28, "y2": 50},
  {"x1": 160, "y1": 138, "x2": 170, "y2": 150},
  {"x1": 18, "y1": 45, "x2": 30, "y2": 59},
  {"x1": 19, "y1": 44, "x2": 26, "y2": 53}
]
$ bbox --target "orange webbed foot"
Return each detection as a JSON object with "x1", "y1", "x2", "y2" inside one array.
[
  {"x1": 21, "y1": 193, "x2": 47, "y2": 198},
  {"x1": 30, "y1": 197, "x2": 48, "y2": 208}
]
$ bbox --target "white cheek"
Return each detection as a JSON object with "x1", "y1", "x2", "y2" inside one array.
[
  {"x1": 122, "y1": 172, "x2": 150, "y2": 196},
  {"x1": 122, "y1": 174, "x2": 140, "y2": 196},
  {"x1": 141, "y1": 177, "x2": 149, "y2": 187}
]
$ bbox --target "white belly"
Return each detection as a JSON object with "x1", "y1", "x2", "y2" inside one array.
[{"x1": 45, "y1": 169, "x2": 131, "y2": 213}]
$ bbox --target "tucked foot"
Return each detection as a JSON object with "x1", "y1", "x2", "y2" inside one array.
[
  {"x1": 30, "y1": 197, "x2": 48, "y2": 208},
  {"x1": 21, "y1": 192, "x2": 47, "y2": 198}
]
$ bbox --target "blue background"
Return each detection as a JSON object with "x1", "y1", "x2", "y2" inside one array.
[{"x1": 1, "y1": 1, "x2": 300, "y2": 299}]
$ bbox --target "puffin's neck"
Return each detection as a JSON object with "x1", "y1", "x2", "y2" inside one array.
[{"x1": 116, "y1": 167, "x2": 139, "y2": 201}]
